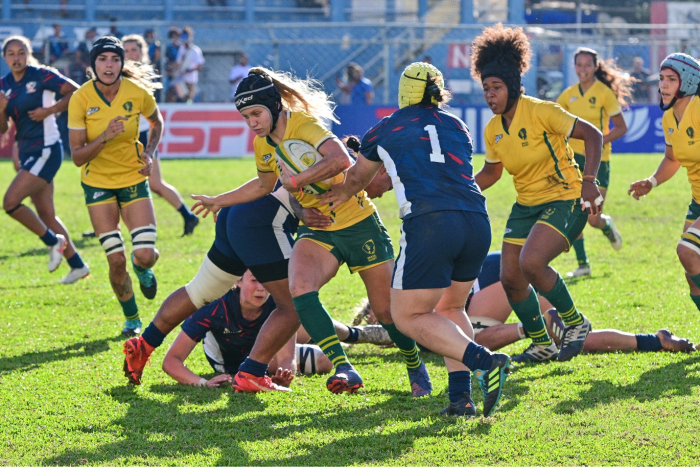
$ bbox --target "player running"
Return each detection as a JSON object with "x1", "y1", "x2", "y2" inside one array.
[
  {"x1": 629, "y1": 53, "x2": 700, "y2": 319},
  {"x1": 472, "y1": 24, "x2": 603, "y2": 363},
  {"x1": 0, "y1": 35, "x2": 89, "y2": 283},
  {"x1": 557, "y1": 47, "x2": 631, "y2": 277},
  {"x1": 122, "y1": 34, "x2": 199, "y2": 237},
  {"x1": 163, "y1": 270, "x2": 391, "y2": 387},
  {"x1": 192, "y1": 68, "x2": 431, "y2": 396},
  {"x1": 68, "y1": 37, "x2": 163, "y2": 336},
  {"x1": 318, "y1": 61, "x2": 510, "y2": 418}
]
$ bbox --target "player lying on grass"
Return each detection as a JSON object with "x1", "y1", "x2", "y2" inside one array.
[{"x1": 162, "y1": 269, "x2": 392, "y2": 387}]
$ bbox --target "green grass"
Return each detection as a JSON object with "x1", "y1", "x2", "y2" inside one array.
[{"x1": 2, "y1": 154, "x2": 700, "y2": 466}]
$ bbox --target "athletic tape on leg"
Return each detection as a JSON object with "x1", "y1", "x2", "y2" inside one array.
[
  {"x1": 130, "y1": 224, "x2": 157, "y2": 251},
  {"x1": 680, "y1": 227, "x2": 700, "y2": 256},
  {"x1": 469, "y1": 316, "x2": 503, "y2": 335},
  {"x1": 5, "y1": 203, "x2": 23, "y2": 215},
  {"x1": 98, "y1": 229, "x2": 125, "y2": 255},
  {"x1": 185, "y1": 256, "x2": 241, "y2": 308}
]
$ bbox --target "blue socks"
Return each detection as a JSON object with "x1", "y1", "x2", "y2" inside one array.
[
  {"x1": 178, "y1": 204, "x2": 196, "y2": 221},
  {"x1": 342, "y1": 326, "x2": 360, "y2": 343},
  {"x1": 67, "y1": 253, "x2": 85, "y2": 269},
  {"x1": 448, "y1": 371, "x2": 472, "y2": 403},
  {"x1": 40, "y1": 229, "x2": 58, "y2": 246},
  {"x1": 142, "y1": 322, "x2": 166, "y2": 349},
  {"x1": 635, "y1": 334, "x2": 663, "y2": 352},
  {"x1": 239, "y1": 357, "x2": 269, "y2": 377},
  {"x1": 461, "y1": 341, "x2": 494, "y2": 371}
]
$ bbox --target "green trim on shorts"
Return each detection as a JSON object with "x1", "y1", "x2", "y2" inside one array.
[
  {"x1": 296, "y1": 212, "x2": 394, "y2": 274},
  {"x1": 504, "y1": 199, "x2": 589, "y2": 249},
  {"x1": 574, "y1": 153, "x2": 610, "y2": 190},
  {"x1": 82, "y1": 180, "x2": 152, "y2": 207}
]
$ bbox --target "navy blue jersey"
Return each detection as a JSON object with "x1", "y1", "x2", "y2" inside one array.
[
  {"x1": 360, "y1": 104, "x2": 487, "y2": 220},
  {"x1": 0, "y1": 65, "x2": 67, "y2": 153},
  {"x1": 181, "y1": 288, "x2": 275, "y2": 374}
]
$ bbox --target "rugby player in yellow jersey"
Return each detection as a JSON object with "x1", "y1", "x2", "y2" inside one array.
[
  {"x1": 557, "y1": 47, "x2": 631, "y2": 277},
  {"x1": 472, "y1": 24, "x2": 604, "y2": 363},
  {"x1": 629, "y1": 53, "x2": 700, "y2": 317},
  {"x1": 192, "y1": 68, "x2": 432, "y2": 395},
  {"x1": 68, "y1": 37, "x2": 163, "y2": 336}
]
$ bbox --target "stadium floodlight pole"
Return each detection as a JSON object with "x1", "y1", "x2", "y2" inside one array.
[
  {"x1": 508, "y1": 0, "x2": 525, "y2": 25},
  {"x1": 460, "y1": 0, "x2": 474, "y2": 24}
]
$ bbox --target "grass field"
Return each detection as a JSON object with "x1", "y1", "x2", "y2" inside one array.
[{"x1": 2, "y1": 154, "x2": 700, "y2": 466}]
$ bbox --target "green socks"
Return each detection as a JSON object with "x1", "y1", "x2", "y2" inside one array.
[
  {"x1": 119, "y1": 295, "x2": 139, "y2": 320},
  {"x1": 601, "y1": 218, "x2": 612, "y2": 237},
  {"x1": 292, "y1": 291, "x2": 350, "y2": 369},
  {"x1": 572, "y1": 237, "x2": 589, "y2": 267},
  {"x1": 509, "y1": 288, "x2": 551, "y2": 346},
  {"x1": 379, "y1": 322, "x2": 421, "y2": 370},
  {"x1": 542, "y1": 274, "x2": 584, "y2": 326}
]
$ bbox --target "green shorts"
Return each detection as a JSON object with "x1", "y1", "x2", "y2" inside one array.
[
  {"x1": 504, "y1": 199, "x2": 588, "y2": 250},
  {"x1": 686, "y1": 199, "x2": 700, "y2": 223},
  {"x1": 574, "y1": 153, "x2": 610, "y2": 190},
  {"x1": 82, "y1": 180, "x2": 151, "y2": 207},
  {"x1": 296, "y1": 212, "x2": 394, "y2": 273}
]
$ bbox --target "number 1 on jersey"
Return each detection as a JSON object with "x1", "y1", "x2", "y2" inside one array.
[{"x1": 424, "y1": 125, "x2": 445, "y2": 163}]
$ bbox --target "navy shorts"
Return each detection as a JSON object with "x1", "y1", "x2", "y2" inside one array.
[
  {"x1": 139, "y1": 130, "x2": 157, "y2": 158},
  {"x1": 207, "y1": 195, "x2": 299, "y2": 283},
  {"x1": 19, "y1": 141, "x2": 63, "y2": 183},
  {"x1": 393, "y1": 210, "x2": 491, "y2": 290}
]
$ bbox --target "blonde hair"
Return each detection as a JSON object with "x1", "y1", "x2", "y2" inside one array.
[
  {"x1": 248, "y1": 66, "x2": 339, "y2": 124},
  {"x1": 122, "y1": 34, "x2": 150, "y2": 64},
  {"x1": 2, "y1": 35, "x2": 40, "y2": 67},
  {"x1": 87, "y1": 61, "x2": 162, "y2": 94}
]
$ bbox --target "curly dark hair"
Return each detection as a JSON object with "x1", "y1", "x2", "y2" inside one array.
[{"x1": 470, "y1": 23, "x2": 532, "y2": 81}]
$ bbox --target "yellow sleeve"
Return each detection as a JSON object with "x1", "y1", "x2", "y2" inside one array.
[
  {"x1": 603, "y1": 87, "x2": 622, "y2": 117},
  {"x1": 555, "y1": 90, "x2": 569, "y2": 110},
  {"x1": 67, "y1": 91, "x2": 86, "y2": 130},
  {"x1": 539, "y1": 102, "x2": 578, "y2": 138},
  {"x1": 292, "y1": 113, "x2": 335, "y2": 149},
  {"x1": 141, "y1": 88, "x2": 157, "y2": 118},
  {"x1": 254, "y1": 139, "x2": 276, "y2": 173},
  {"x1": 484, "y1": 123, "x2": 500, "y2": 163}
]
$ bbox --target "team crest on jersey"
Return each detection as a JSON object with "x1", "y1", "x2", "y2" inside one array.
[
  {"x1": 588, "y1": 96, "x2": 596, "y2": 104},
  {"x1": 87, "y1": 107, "x2": 100, "y2": 116},
  {"x1": 495, "y1": 134, "x2": 503, "y2": 144},
  {"x1": 263, "y1": 153, "x2": 272, "y2": 163},
  {"x1": 687, "y1": 127, "x2": 695, "y2": 138},
  {"x1": 518, "y1": 128, "x2": 527, "y2": 140},
  {"x1": 123, "y1": 101, "x2": 133, "y2": 113},
  {"x1": 569, "y1": 96, "x2": 578, "y2": 103},
  {"x1": 25, "y1": 81, "x2": 36, "y2": 94}
]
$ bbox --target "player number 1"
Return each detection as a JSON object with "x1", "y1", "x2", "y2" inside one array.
[{"x1": 424, "y1": 125, "x2": 445, "y2": 163}]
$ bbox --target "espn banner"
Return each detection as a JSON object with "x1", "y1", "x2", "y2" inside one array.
[{"x1": 0, "y1": 103, "x2": 668, "y2": 159}]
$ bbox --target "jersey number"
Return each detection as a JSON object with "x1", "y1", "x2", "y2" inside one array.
[{"x1": 424, "y1": 125, "x2": 445, "y2": 163}]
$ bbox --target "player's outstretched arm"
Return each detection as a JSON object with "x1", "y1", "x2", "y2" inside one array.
[
  {"x1": 317, "y1": 152, "x2": 382, "y2": 206},
  {"x1": 628, "y1": 146, "x2": 681, "y2": 200},
  {"x1": 191, "y1": 171, "x2": 277, "y2": 220},
  {"x1": 162, "y1": 331, "x2": 233, "y2": 387}
]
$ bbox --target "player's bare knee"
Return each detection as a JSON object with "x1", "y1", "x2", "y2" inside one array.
[
  {"x1": 134, "y1": 248, "x2": 158, "y2": 268},
  {"x1": 519, "y1": 254, "x2": 546, "y2": 284},
  {"x1": 677, "y1": 243, "x2": 700, "y2": 271},
  {"x1": 370, "y1": 305, "x2": 392, "y2": 324},
  {"x1": 3, "y1": 192, "x2": 22, "y2": 213},
  {"x1": 107, "y1": 252, "x2": 127, "y2": 273},
  {"x1": 289, "y1": 280, "x2": 315, "y2": 299}
]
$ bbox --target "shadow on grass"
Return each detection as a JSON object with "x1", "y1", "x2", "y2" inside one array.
[
  {"x1": 0, "y1": 247, "x2": 48, "y2": 261},
  {"x1": 553, "y1": 354, "x2": 700, "y2": 414},
  {"x1": 0, "y1": 335, "x2": 123, "y2": 375}
]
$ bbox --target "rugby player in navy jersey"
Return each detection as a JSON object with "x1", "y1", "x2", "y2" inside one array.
[
  {"x1": 319, "y1": 62, "x2": 511, "y2": 418},
  {"x1": 0, "y1": 35, "x2": 89, "y2": 283}
]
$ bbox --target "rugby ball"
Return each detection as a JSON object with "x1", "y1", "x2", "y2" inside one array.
[{"x1": 275, "y1": 139, "x2": 344, "y2": 195}]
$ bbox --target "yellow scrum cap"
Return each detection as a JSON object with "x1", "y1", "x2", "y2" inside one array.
[{"x1": 398, "y1": 62, "x2": 445, "y2": 109}]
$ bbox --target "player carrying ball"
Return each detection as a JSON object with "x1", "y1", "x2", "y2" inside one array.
[
  {"x1": 472, "y1": 24, "x2": 603, "y2": 363},
  {"x1": 68, "y1": 37, "x2": 163, "y2": 335},
  {"x1": 629, "y1": 53, "x2": 700, "y2": 318}
]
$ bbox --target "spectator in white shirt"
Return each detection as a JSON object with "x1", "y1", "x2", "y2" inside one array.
[
  {"x1": 229, "y1": 53, "x2": 250, "y2": 100},
  {"x1": 175, "y1": 26, "x2": 205, "y2": 103}
]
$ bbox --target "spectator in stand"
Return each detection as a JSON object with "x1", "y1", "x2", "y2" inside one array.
[
  {"x1": 165, "y1": 27, "x2": 181, "y2": 102},
  {"x1": 144, "y1": 29, "x2": 160, "y2": 65},
  {"x1": 229, "y1": 53, "x2": 250, "y2": 101},
  {"x1": 77, "y1": 27, "x2": 98, "y2": 57},
  {"x1": 422, "y1": 55, "x2": 432, "y2": 64},
  {"x1": 335, "y1": 62, "x2": 374, "y2": 105},
  {"x1": 109, "y1": 19, "x2": 124, "y2": 40},
  {"x1": 67, "y1": 49, "x2": 89, "y2": 86},
  {"x1": 46, "y1": 24, "x2": 69, "y2": 64},
  {"x1": 175, "y1": 26, "x2": 205, "y2": 103},
  {"x1": 630, "y1": 56, "x2": 651, "y2": 104}
]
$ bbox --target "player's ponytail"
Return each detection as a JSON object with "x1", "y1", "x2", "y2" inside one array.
[
  {"x1": 247, "y1": 66, "x2": 339, "y2": 124},
  {"x1": 421, "y1": 74, "x2": 452, "y2": 107}
]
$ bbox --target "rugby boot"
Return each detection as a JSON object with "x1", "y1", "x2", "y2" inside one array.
[
  {"x1": 657, "y1": 328, "x2": 696, "y2": 352},
  {"x1": 474, "y1": 353, "x2": 511, "y2": 417},
  {"x1": 407, "y1": 361, "x2": 433, "y2": 397},
  {"x1": 131, "y1": 253, "x2": 157, "y2": 300},
  {"x1": 232, "y1": 371, "x2": 292, "y2": 392},
  {"x1": 122, "y1": 319, "x2": 142, "y2": 337},
  {"x1": 48, "y1": 234, "x2": 66, "y2": 273},
  {"x1": 544, "y1": 309, "x2": 566, "y2": 347},
  {"x1": 440, "y1": 392, "x2": 477, "y2": 418},
  {"x1": 182, "y1": 215, "x2": 200, "y2": 237},
  {"x1": 558, "y1": 314, "x2": 592, "y2": 361},
  {"x1": 58, "y1": 265, "x2": 90, "y2": 284},
  {"x1": 512, "y1": 342, "x2": 559, "y2": 363},
  {"x1": 123, "y1": 336, "x2": 152, "y2": 385},
  {"x1": 326, "y1": 365, "x2": 364, "y2": 394},
  {"x1": 566, "y1": 264, "x2": 591, "y2": 278},
  {"x1": 355, "y1": 325, "x2": 392, "y2": 346},
  {"x1": 601, "y1": 215, "x2": 622, "y2": 250}
]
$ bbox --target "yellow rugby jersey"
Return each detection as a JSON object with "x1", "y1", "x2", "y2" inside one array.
[
  {"x1": 556, "y1": 80, "x2": 621, "y2": 162},
  {"x1": 255, "y1": 111, "x2": 376, "y2": 231},
  {"x1": 662, "y1": 96, "x2": 700, "y2": 203},
  {"x1": 484, "y1": 95, "x2": 582, "y2": 206},
  {"x1": 68, "y1": 78, "x2": 157, "y2": 189}
]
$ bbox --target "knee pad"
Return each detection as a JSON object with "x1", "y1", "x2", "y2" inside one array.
[
  {"x1": 130, "y1": 224, "x2": 157, "y2": 251},
  {"x1": 469, "y1": 316, "x2": 503, "y2": 335},
  {"x1": 98, "y1": 229, "x2": 125, "y2": 255},
  {"x1": 5, "y1": 203, "x2": 23, "y2": 215},
  {"x1": 296, "y1": 344, "x2": 325, "y2": 375},
  {"x1": 680, "y1": 227, "x2": 700, "y2": 256},
  {"x1": 185, "y1": 256, "x2": 241, "y2": 308}
]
